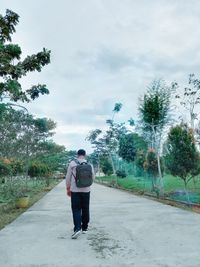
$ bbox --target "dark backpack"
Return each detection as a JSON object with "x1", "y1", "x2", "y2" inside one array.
[{"x1": 73, "y1": 160, "x2": 93, "y2": 188}]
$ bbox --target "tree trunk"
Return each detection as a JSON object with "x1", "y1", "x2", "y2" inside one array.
[
  {"x1": 157, "y1": 153, "x2": 164, "y2": 197},
  {"x1": 184, "y1": 180, "x2": 191, "y2": 206},
  {"x1": 24, "y1": 144, "x2": 30, "y2": 191},
  {"x1": 151, "y1": 125, "x2": 164, "y2": 197},
  {"x1": 108, "y1": 151, "x2": 116, "y2": 176},
  {"x1": 98, "y1": 153, "x2": 100, "y2": 177}
]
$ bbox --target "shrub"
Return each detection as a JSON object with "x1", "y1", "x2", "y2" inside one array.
[
  {"x1": 10, "y1": 159, "x2": 23, "y2": 175},
  {"x1": 100, "y1": 157, "x2": 113, "y2": 176},
  {"x1": 0, "y1": 159, "x2": 11, "y2": 177},
  {"x1": 134, "y1": 150, "x2": 146, "y2": 176},
  {"x1": 28, "y1": 161, "x2": 50, "y2": 178},
  {"x1": 116, "y1": 169, "x2": 127, "y2": 178},
  {"x1": 143, "y1": 149, "x2": 158, "y2": 177}
]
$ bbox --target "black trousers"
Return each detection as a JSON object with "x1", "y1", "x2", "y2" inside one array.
[{"x1": 71, "y1": 192, "x2": 90, "y2": 232}]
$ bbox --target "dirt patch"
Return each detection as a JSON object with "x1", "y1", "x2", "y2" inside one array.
[{"x1": 87, "y1": 228, "x2": 120, "y2": 259}]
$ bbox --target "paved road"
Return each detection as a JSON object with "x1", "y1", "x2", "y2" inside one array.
[{"x1": 0, "y1": 181, "x2": 200, "y2": 267}]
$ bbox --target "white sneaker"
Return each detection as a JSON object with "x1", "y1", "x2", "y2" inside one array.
[
  {"x1": 71, "y1": 230, "x2": 81, "y2": 239},
  {"x1": 82, "y1": 229, "x2": 88, "y2": 234}
]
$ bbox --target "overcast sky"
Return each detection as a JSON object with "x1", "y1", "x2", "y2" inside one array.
[{"x1": 1, "y1": 0, "x2": 200, "y2": 152}]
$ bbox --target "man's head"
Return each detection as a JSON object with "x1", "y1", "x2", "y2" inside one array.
[{"x1": 77, "y1": 149, "x2": 86, "y2": 158}]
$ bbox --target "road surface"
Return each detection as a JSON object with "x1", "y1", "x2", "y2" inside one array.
[{"x1": 0, "y1": 180, "x2": 200, "y2": 267}]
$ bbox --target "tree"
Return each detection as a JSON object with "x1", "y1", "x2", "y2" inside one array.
[
  {"x1": 86, "y1": 105, "x2": 127, "y2": 175},
  {"x1": 104, "y1": 120, "x2": 127, "y2": 175},
  {"x1": 87, "y1": 151, "x2": 99, "y2": 174},
  {"x1": 165, "y1": 124, "x2": 200, "y2": 202},
  {"x1": 0, "y1": 104, "x2": 57, "y2": 181},
  {"x1": 119, "y1": 133, "x2": 137, "y2": 162},
  {"x1": 100, "y1": 157, "x2": 113, "y2": 176},
  {"x1": 119, "y1": 133, "x2": 147, "y2": 162},
  {"x1": 143, "y1": 149, "x2": 164, "y2": 194},
  {"x1": 176, "y1": 74, "x2": 200, "y2": 130},
  {"x1": 0, "y1": 104, "x2": 32, "y2": 158},
  {"x1": 0, "y1": 9, "x2": 51, "y2": 103},
  {"x1": 86, "y1": 129, "x2": 105, "y2": 176},
  {"x1": 138, "y1": 79, "x2": 174, "y2": 195},
  {"x1": 104, "y1": 103, "x2": 124, "y2": 175},
  {"x1": 134, "y1": 150, "x2": 146, "y2": 177},
  {"x1": 36, "y1": 141, "x2": 66, "y2": 173},
  {"x1": 112, "y1": 102, "x2": 122, "y2": 120},
  {"x1": 87, "y1": 103, "x2": 128, "y2": 176}
]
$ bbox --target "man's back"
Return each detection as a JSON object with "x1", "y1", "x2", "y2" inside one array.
[{"x1": 66, "y1": 158, "x2": 95, "y2": 193}]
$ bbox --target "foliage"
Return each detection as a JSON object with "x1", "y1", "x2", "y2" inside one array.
[
  {"x1": 119, "y1": 133, "x2": 147, "y2": 162},
  {"x1": 113, "y1": 102, "x2": 122, "y2": 113},
  {"x1": 134, "y1": 150, "x2": 146, "y2": 176},
  {"x1": 0, "y1": 159, "x2": 11, "y2": 176},
  {"x1": 87, "y1": 151, "x2": 99, "y2": 172},
  {"x1": 139, "y1": 80, "x2": 174, "y2": 132},
  {"x1": 176, "y1": 74, "x2": 200, "y2": 129},
  {"x1": 36, "y1": 141, "x2": 66, "y2": 173},
  {"x1": 28, "y1": 161, "x2": 50, "y2": 178},
  {"x1": 143, "y1": 149, "x2": 159, "y2": 177},
  {"x1": 86, "y1": 129, "x2": 106, "y2": 155},
  {"x1": 87, "y1": 103, "x2": 127, "y2": 175},
  {"x1": 0, "y1": 9, "x2": 51, "y2": 103},
  {"x1": 116, "y1": 169, "x2": 126, "y2": 178},
  {"x1": 100, "y1": 157, "x2": 113, "y2": 176},
  {"x1": 118, "y1": 133, "x2": 137, "y2": 162},
  {"x1": 10, "y1": 159, "x2": 23, "y2": 175},
  {"x1": 165, "y1": 124, "x2": 200, "y2": 186},
  {"x1": 112, "y1": 102, "x2": 122, "y2": 120},
  {"x1": 0, "y1": 105, "x2": 56, "y2": 159},
  {"x1": 138, "y1": 79, "x2": 174, "y2": 195}
]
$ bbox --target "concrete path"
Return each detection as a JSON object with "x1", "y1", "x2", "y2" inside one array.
[{"x1": 0, "y1": 181, "x2": 200, "y2": 267}]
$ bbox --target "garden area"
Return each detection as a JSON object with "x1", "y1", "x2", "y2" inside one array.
[
  {"x1": 0, "y1": 175, "x2": 62, "y2": 230},
  {"x1": 95, "y1": 174, "x2": 200, "y2": 209}
]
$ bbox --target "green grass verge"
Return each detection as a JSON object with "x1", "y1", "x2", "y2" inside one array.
[{"x1": 96, "y1": 175, "x2": 200, "y2": 203}]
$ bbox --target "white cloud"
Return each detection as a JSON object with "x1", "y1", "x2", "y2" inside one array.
[
  {"x1": 1, "y1": 0, "x2": 200, "y2": 151},
  {"x1": 57, "y1": 125, "x2": 93, "y2": 135}
]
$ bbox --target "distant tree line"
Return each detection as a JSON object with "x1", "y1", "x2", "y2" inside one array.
[{"x1": 87, "y1": 77, "x2": 200, "y2": 198}]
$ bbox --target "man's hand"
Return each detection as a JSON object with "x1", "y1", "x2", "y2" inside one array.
[{"x1": 66, "y1": 187, "x2": 71, "y2": 197}]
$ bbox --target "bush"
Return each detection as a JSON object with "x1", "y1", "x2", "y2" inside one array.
[
  {"x1": 100, "y1": 157, "x2": 113, "y2": 176},
  {"x1": 143, "y1": 149, "x2": 158, "y2": 177},
  {"x1": 134, "y1": 150, "x2": 146, "y2": 177},
  {"x1": 10, "y1": 159, "x2": 23, "y2": 175},
  {"x1": 116, "y1": 169, "x2": 127, "y2": 178},
  {"x1": 0, "y1": 159, "x2": 11, "y2": 177},
  {"x1": 28, "y1": 161, "x2": 50, "y2": 178}
]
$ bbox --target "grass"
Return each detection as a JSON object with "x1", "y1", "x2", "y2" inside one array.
[
  {"x1": 0, "y1": 178, "x2": 62, "y2": 230},
  {"x1": 96, "y1": 174, "x2": 200, "y2": 204}
]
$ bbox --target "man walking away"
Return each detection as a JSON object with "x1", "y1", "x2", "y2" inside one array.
[{"x1": 66, "y1": 149, "x2": 95, "y2": 239}]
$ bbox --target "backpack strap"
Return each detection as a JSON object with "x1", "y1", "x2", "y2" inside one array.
[
  {"x1": 80, "y1": 162, "x2": 87, "y2": 165},
  {"x1": 73, "y1": 159, "x2": 80, "y2": 165},
  {"x1": 70, "y1": 159, "x2": 78, "y2": 181},
  {"x1": 74, "y1": 159, "x2": 88, "y2": 165}
]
